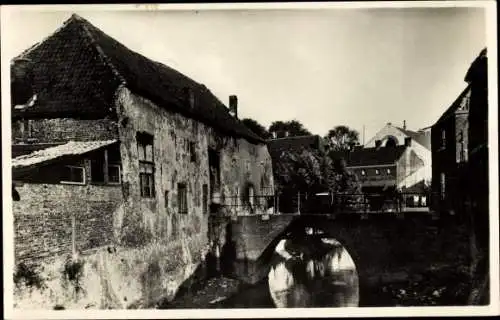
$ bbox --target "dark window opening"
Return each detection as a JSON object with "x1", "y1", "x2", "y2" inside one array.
[
  {"x1": 164, "y1": 190, "x2": 169, "y2": 209},
  {"x1": 202, "y1": 184, "x2": 208, "y2": 214},
  {"x1": 61, "y1": 165, "x2": 85, "y2": 184},
  {"x1": 208, "y1": 148, "x2": 221, "y2": 198},
  {"x1": 178, "y1": 183, "x2": 188, "y2": 214},
  {"x1": 138, "y1": 132, "x2": 155, "y2": 198},
  {"x1": 441, "y1": 130, "x2": 446, "y2": 149},
  {"x1": 190, "y1": 141, "x2": 197, "y2": 162},
  {"x1": 91, "y1": 156, "x2": 105, "y2": 183},
  {"x1": 108, "y1": 164, "x2": 121, "y2": 184}
]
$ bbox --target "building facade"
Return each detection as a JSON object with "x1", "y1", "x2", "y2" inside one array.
[
  {"x1": 335, "y1": 137, "x2": 425, "y2": 193},
  {"x1": 430, "y1": 86, "x2": 471, "y2": 215}
]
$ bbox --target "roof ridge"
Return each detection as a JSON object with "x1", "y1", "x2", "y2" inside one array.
[
  {"x1": 73, "y1": 15, "x2": 127, "y2": 85},
  {"x1": 15, "y1": 14, "x2": 79, "y2": 61}
]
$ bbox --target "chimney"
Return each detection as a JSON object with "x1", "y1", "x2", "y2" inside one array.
[
  {"x1": 229, "y1": 95, "x2": 238, "y2": 118},
  {"x1": 375, "y1": 140, "x2": 382, "y2": 148},
  {"x1": 404, "y1": 137, "x2": 412, "y2": 147},
  {"x1": 403, "y1": 120, "x2": 406, "y2": 130}
]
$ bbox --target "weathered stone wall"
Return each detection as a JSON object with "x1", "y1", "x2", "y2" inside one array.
[
  {"x1": 12, "y1": 118, "x2": 118, "y2": 144},
  {"x1": 114, "y1": 86, "x2": 274, "y2": 245},
  {"x1": 13, "y1": 183, "x2": 122, "y2": 262}
]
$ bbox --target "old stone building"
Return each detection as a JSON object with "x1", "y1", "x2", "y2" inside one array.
[
  {"x1": 11, "y1": 14, "x2": 274, "y2": 308},
  {"x1": 430, "y1": 86, "x2": 471, "y2": 215}
]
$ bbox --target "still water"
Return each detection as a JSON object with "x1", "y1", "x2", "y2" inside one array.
[{"x1": 219, "y1": 229, "x2": 359, "y2": 308}]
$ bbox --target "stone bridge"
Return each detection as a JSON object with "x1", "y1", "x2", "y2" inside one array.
[{"x1": 210, "y1": 211, "x2": 471, "y2": 289}]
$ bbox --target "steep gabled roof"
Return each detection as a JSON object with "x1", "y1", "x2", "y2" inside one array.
[
  {"x1": 13, "y1": 14, "x2": 264, "y2": 143},
  {"x1": 267, "y1": 135, "x2": 323, "y2": 162},
  {"x1": 330, "y1": 145, "x2": 407, "y2": 167},
  {"x1": 432, "y1": 85, "x2": 471, "y2": 127}
]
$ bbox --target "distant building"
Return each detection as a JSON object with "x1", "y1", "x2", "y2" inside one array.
[
  {"x1": 331, "y1": 137, "x2": 426, "y2": 196},
  {"x1": 430, "y1": 86, "x2": 471, "y2": 215},
  {"x1": 364, "y1": 122, "x2": 432, "y2": 185}
]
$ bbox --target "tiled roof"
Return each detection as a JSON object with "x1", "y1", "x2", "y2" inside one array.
[
  {"x1": 12, "y1": 143, "x2": 64, "y2": 158},
  {"x1": 13, "y1": 14, "x2": 264, "y2": 144},
  {"x1": 394, "y1": 127, "x2": 431, "y2": 150},
  {"x1": 330, "y1": 145, "x2": 406, "y2": 167},
  {"x1": 267, "y1": 135, "x2": 323, "y2": 162},
  {"x1": 12, "y1": 140, "x2": 117, "y2": 170}
]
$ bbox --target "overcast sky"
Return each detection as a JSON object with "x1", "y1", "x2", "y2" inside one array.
[{"x1": 2, "y1": 6, "x2": 487, "y2": 141}]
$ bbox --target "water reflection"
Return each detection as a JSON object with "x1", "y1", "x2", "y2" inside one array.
[{"x1": 268, "y1": 232, "x2": 359, "y2": 308}]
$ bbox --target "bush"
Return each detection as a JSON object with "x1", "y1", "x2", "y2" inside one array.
[
  {"x1": 14, "y1": 262, "x2": 45, "y2": 290},
  {"x1": 62, "y1": 255, "x2": 85, "y2": 294}
]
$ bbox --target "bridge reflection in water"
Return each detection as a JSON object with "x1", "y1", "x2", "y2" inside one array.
[{"x1": 268, "y1": 231, "x2": 359, "y2": 308}]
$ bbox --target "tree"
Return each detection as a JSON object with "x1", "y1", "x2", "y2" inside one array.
[
  {"x1": 324, "y1": 125, "x2": 360, "y2": 151},
  {"x1": 11, "y1": 58, "x2": 35, "y2": 107},
  {"x1": 273, "y1": 145, "x2": 362, "y2": 213},
  {"x1": 241, "y1": 118, "x2": 272, "y2": 139},
  {"x1": 269, "y1": 120, "x2": 312, "y2": 138}
]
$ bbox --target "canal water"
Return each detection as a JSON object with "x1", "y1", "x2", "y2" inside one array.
[{"x1": 217, "y1": 229, "x2": 359, "y2": 308}]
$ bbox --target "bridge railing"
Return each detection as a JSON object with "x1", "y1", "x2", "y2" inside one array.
[{"x1": 211, "y1": 190, "x2": 434, "y2": 216}]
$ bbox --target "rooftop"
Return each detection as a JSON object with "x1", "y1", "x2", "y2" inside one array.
[
  {"x1": 330, "y1": 145, "x2": 407, "y2": 167},
  {"x1": 267, "y1": 135, "x2": 324, "y2": 161},
  {"x1": 12, "y1": 14, "x2": 263, "y2": 144},
  {"x1": 12, "y1": 140, "x2": 117, "y2": 171}
]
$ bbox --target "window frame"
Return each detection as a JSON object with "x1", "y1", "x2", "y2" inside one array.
[
  {"x1": 178, "y1": 183, "x2": 188, "y2": 214},
  {"x1": 107, "y1": 164, "x2": 122, "y2": 185},
  {"x1": 60, "y1": 165, "x2": 86, "y2": 185},
  {"x1": 137, "y1": 132, "x2": 155, "y2": 198}
]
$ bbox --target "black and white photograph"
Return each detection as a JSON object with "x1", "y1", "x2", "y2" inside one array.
[{"x1": 1, "y1": 2, "x2": 498, "y2": 318}]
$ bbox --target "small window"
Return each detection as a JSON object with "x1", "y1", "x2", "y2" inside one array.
[
  {"x1": 178, "y1": 183, "x2": 188, "y2": 214},
  {"x1": 375, "y1": 169, "x2": 380, "y2": 175},
  {"x1": 440, "y1": 173, "x2": 446, "y2": 200},
  {"x1": 90, "y1": 157, "x2": 105, "y2": 183},
  {"x1": 386, "y1": 168, "x2": 391, "y2": 174},
  {"x1": 360, "y1": 170, "x2": 366, "y2": 176},
  {"x1": 164, "y1": 190, "x2": 169, "y2": 209},
  {"x1": 189, "y1": 141, "x2": 197, "y2": 162},
  {"x1": 137, "y1": 132, "x2": 155, "y2": 198},
  {"x1": 61, "y1": 165, "x2": 86, "y2": 185},
  {"x1": 441, "y1": 130, "x2": 446, "y2": 149},
  {"x1": 108, "y1": 164, "x2": 121, "y2": 184},
  {"x1": 202, "y1": 184, "x2": 208, "y2": 214}
]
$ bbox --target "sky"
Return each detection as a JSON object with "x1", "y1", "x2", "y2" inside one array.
[{"x1": 1, "y1": 5, "x2": 487, "y2": 141}]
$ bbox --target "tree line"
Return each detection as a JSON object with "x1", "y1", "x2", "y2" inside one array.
[{"x1": 241, "y1": 118, "x2": 360, "y2": 152}]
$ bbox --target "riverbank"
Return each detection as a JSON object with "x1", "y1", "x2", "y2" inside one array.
[{"x1": 163, "y1": 263, "x2": 474, "y2": 308}]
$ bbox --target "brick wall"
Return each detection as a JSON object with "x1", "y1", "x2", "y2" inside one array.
[
  {"x1": 12, "y1": 118, "x2": 118, "y2": 144},
  {"x1": 13, "y1": 183, "x2": 123, "y2": 263}
]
